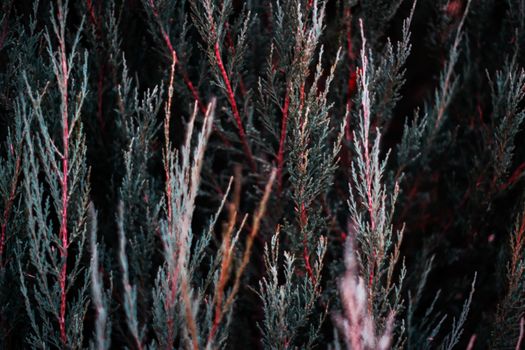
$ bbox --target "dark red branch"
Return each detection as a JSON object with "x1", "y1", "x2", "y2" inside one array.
[
  {"x1": 299, "y1": 203, "x2": 316, "y2": 284},
  {"x1": 57, "y1": 5, "x2": 69, "y2": 345},
  {"x1": 214, "y1": 42, "x2": 256, "y2": 171},
  {"x1": 149, "y1": 6, "x2": 203, "y2": 120},
  {"x1": 86, "y1": 0, "x2": 99, "y2": 30},
  {"x1": 307, "y1": 0, "x2": 314, "y2": 10},
  {"x1": 499, "y1": 162, "x2": 525, "y2": 192},
  {"x1": 183, "y1": 73, "x2": 206, "y2": 114}
]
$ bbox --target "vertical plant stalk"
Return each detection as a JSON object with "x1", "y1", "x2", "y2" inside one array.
[
  {"x1": 163, "y1": 50, "x2": 178, "y2": 349},
  {"x1": 214, "y1": 41, "x2": 257, "y2": 171},
  {"x1": 164, "y1": 50, "x2": 177, "y2": 236},
  {"x1": 344, "y1": 7, "x2": 358, "y2": 170},
  {"x1": 56, "y1": 3, "x2": 70, "y2": 344},
  {"x1": 345, "y1": 6, "x2": 357, "y2": 112},
  {"x1": 276, "y1": 88, "x2": 290, "y2": 193},
  {"x1": 148, "y1": 0, "x2": 207, "y2": 114},
  {"x1": 334, "y1": 237, "x2": 394, "y2": 350},
  {"x1": 432, "y1": 0, "x2": 472, "y2": 131},
  {"x1": 509, "y1": 210, "x2": 525, "y2": 289},
  {"x1": 517, "y1": 318, "x2": 524, "y2": 350},
  {"x1": 358, "y1": 21, "x2": 376, "y2": 233},
  {"x1": 349, "y1": 20, "x2": 408, "y2": 325},
  {"x1": 183, "y1": 73, "x2": 207, "y2": 114},
  {"x1": 89, "y1": 205, "x2": 109, "y2": 350},
  {"x1": 117, "y1": 203, "x2": 143, "y2": 350},
  {"x1": 162, "y1": 94, "x2": 216, "y2": 349},
  {"x1": 148, "y1": 0, "x2": 175, "y2": 54},
  {"x1": 222, "y1": 168, "x2": 276, "y2": 312},
  {"x1": 208, "y1": 203, "x2": 238, "y2": 343},
  {"x1": 86, "y1": 0, "x2": 99, "y2": 29},
  {"x1": 179, "y1": 102, "x2": 216, "y2": 350},
  {"x1": 208, "y1": 168, "x2": 275, "y2": 345},
  {"x1": 490, "y1": 206, "x2": 525, "y2": 349},
  {"x1": 300, "y1": 203, "x2": 316, "y2": 283},
  {"x1": 208, "y1": 170, "x2": 241, "y2": 343}
]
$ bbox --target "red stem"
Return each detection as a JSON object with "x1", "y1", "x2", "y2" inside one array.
[
  {"x1": 57, "y1": 5, "x2": 69, "y2": 345},
  {"x1": 359, "y1": 52, "x2": 376, "y2": 231},
  {"x1": 183, "y1": 73, "x2": 207, "y2": 114},
  {"x1": 182, "y1": 65, "x2": 233, "y2": 147},
  {"x1": 214, "y1": 42, "x2": 256, "y2": 171},
  {"x1": 499, "y1": 162, "x2": 525, "y2": 192},
  {"x1": 86, "y1": 0, "x2": 99, "y2": 30},
  {"x1": 149, "y1": 0, "x2": 192, "y2": 98},
  {"x1": 163, "y1": 51, "x2": 178, "y2": 350},
  {"x1": 300, "y1": 203, "x2": 316, "y2": 284},
  {"x1": 307, "y1": 0, "x2": 314, "y2": 10},
  {"x1": 148, "y1": 1, "x2": 236, "y2": 154}
]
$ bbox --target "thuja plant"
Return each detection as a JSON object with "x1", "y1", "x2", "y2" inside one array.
[
  {"x1": 2, "y1": 0, "x2": 525, "y2": 349},
  {"x1": 18, "y1": 2, "x2": 91, "y2": 348}
]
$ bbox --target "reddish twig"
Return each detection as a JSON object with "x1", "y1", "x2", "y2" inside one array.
[
  {"x1": 56, "y1": 4, "x2": 70, "y2": 345},
  {"x1": 222, "y1": 169, "x2": 277, "y2": 313},
  {"x1": 208, "y1": 202, "x2": 237, "y2": 343},
  {"x1": 214, "y1": 42, "x2": 257, "y2": 171},
  {"x1": 148, "y1": 0, "x2": 174, "y2": 54},
  {"x1": 509, "y1": 209, "x2": 525, "y2": 293},
  {"x1": 203, "y1": 173, "x2": 239, "y2": 346},
  {"x1": 466, "y1": 334, "x2": 477, "y2": 350},
  {"x1": 163, "y1": 50, "x2": 178, "y2": 350},
  {"x1": 307, "y1": 0, "x2": 314, "y2": 10},
  {"x1": 499, "y1": 162, "x2": 525, "y2": 192},
  {"x1": 358, "y1": 25, "x2": 376, "y2": 232},
  {"x1": 183, "y1": 73, "x2": 207, "y2": 114},
  {"x1": 86, "y1": 0, "x2": 99, "y2": 29},
  {"x1": 345, "y1": 5, "x2": 357, "y2": 121},
  {"x1": 299, "y1": 203, "x2": 316, "y2": 284},
  {"x1": 148, "y1": 0, "x2": 208, "y2": 111},
  {"x1": 148, "y1": 0, "x2": 234, "y2": 150}
]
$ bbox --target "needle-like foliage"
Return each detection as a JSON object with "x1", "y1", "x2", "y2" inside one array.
[{"x1": 0, "y1": 0, "x2": 524, "y2": 349}]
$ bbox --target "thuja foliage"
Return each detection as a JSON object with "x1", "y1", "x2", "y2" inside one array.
[{"x1": 1, "y1": 0, "x2": 525, "y2": 348}]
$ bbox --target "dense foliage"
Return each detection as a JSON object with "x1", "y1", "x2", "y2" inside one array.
[{"x1": 0, "y1": 0, "x2": 524, "y2": 348}]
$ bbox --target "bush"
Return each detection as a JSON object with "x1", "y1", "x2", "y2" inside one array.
[{"x1": 0, "y1": 0, "x2": 524, "y2": 348}]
